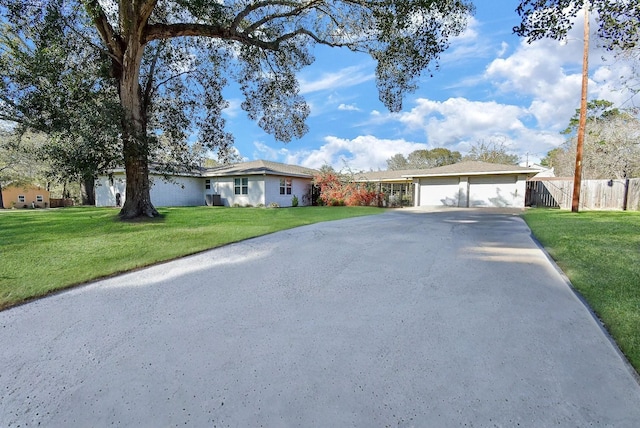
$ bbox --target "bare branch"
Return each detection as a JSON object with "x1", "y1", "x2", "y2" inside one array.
[
  {"x1": 243, "y1": 0, "x2": 324, "y2": 34},
  {"x1": 142, "y1": 41, "x2": 163, "y2": 111}
]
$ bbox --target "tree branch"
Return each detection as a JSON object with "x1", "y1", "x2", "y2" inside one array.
[
  {"x1": 241, "y1": 0, "x2": 323, "y2": 34},
  {"x1": 144, "y1": 23, "x2": 280, "y2": 49},
  {"x1": 82, "y1": 0, "x2": 124, "y2": 60},
  {"x1": 142, "y1": 41, "x2": 163, "y2": 112},
  {"x1": 138, "y1": 0, "x2": 158, "y2": 29},
  {"x1": 231, "y1": 0, "x2": 308, "y2": 30}
]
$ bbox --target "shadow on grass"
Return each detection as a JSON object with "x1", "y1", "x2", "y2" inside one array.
[{"x1": 118, "y1": 213, "x2": 167, "y2": 224}]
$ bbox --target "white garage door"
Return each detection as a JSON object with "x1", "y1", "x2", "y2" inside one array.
[
  {"x1": 419, "y1": 177, "x2": 461, "y2": 206},
  {"x1": 468, "y1": 175, "x2": 518, "y2": 207}
]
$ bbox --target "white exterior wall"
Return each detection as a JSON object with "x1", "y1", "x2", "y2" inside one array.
[
  {"x1": 95, "y1": 173, "x2": 127, "y2": 207},
  {"x1": 417, "y1": 174, "x2": 529, "y2": 208},
  {"x1": 96, "y1": 173, "x2": 204, "y2": 207},
  {"x1": 264, "y1": 176, "x2": 312, "y2": 207},
  {"x1": 468, "y1": 175, "x2": 526, "y2": 207},
  {"x1": 96, "y1": 172, "x2": 315, "y2": 208},
  {"x1": 149, "y1": 175, "x2": 204, "y2": 207},
  {"x1": 207, "y1": 175, "x2": 265, "y2": 207}
]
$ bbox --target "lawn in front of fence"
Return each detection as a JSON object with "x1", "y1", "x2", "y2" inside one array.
[
  {"x1": 523, "y1": 209, "x2": 640, "y2": 375},
  {"x1": 0, "y1": 206, "x2": 384, "y2": 311}
]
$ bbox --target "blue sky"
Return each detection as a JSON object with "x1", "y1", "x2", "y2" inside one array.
[{"x1": 220, "y1": 0, "x2": 639, "y2": 171}]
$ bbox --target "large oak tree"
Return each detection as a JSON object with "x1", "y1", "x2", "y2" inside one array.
[{"x1": 3, "y1": 0, "x2": 473, "y2": 218}]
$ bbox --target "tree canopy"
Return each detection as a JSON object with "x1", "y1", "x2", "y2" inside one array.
[
  {"x1": 386, "y1": 148, "x2": 462, "y2": 170},
  {"x1": 462, "y1": 140, "x2": 520, "y2": 165},
  {"x1": 0, "y1": 2, "x2": 123, "y2": 204},
  {"x1": 514, "y1": 0, "x2": 639, "y2": 51},
  {"x1": 1, "y1": 0, "x2": 474, "y2": 218},
  {"x1": 543, "y1": 100, "x2": 640, "y2": 179}
]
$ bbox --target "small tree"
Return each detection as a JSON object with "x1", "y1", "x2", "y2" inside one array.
[
  {"x1": 314, "y1": 166, "x2": 382, "y2": 207},
  {"x1": 386, "y1": 148, "x2": 462, "y2": 170},
  {"x1": 545, "y1": 101, "x2": 640, "y2": 179},
  {"x1": 386, "y1": 153, "x2": 409, "y2": 171},
  {"x1": 463, "y1": 140, "x2": 520, "y2": 165}
]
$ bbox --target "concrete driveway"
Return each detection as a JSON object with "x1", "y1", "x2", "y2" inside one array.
[{"x1": 1, "y1": 208, "x2": 639, "y2": 426}]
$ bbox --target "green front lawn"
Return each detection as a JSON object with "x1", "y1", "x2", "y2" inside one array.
[
  {"x1": 522, "y1": 209, "x2": 640, "y2": 374},
  {"x1": 0, "y1": 206, "x2": 383, "y2": 310}
]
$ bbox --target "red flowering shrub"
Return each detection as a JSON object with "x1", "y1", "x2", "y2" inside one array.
[{"x1": 314, "y1": 169, "x2": 382, "y2": 206}]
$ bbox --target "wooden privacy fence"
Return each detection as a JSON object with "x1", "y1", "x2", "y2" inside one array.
[
  {"x1": 526, "y1": 178, "x2": 640, "y2": 211},
  {"x1": 49, "y1": 198, "x2": 75, "y2": 208}
]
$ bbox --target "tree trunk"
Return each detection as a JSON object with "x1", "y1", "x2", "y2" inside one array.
[
  {"x1": 80, "y1": 175, "x2": 95, "y2": 206},
  {"x1": 117, "y1": 36, "x2": 158, "y2": 219},
  {"x1": 0, "y1": 182, "x2": 4, "y2": 209}
]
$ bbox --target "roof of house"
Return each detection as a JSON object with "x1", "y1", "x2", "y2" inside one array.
[
  {"x1": 354, "y1": 161, "x2": 539, "y2": 182},
  {"x1": 353, "y1": 169, "x2": 425, "y2": 182},
  {"x1": 406, "y1": 161, "x2": 539, "y2": 178},
  {"x1": 203, "y1": 160, "x2": 318, "y2": 178}
]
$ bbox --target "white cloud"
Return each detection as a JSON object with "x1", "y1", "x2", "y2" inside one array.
[
  {"x1": 338, "y1": 103, "x2": 361, "y2": 112},
  {"x1": 223, "y1": 98, "x2": 243, "y2": 118},
  {"x1": 232, "y1": 8, "x2": 638, "y2": 172},
  {"x1": 497, "y1": 41, "x2": 509, "y2": 58},
  {"x1": 253, "y1": 141, "x2": 288, "y2": 161},
  {"x1": 282, "y1": 135, "x2": 429, "y2": 171},
  {"x1": 299, "y1": 65, "x2": 374, "y2": 94},
  {"x1": 483, "y1": 18, "x2": 638, "y2": 130}
]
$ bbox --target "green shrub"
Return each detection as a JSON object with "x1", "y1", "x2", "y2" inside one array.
[{"x1": 291, "y1": 195, "x2": 299, "y2": 207}]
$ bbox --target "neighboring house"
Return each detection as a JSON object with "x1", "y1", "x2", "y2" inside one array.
[
  {"x1": 521, "y1": 163, "x2": 555, "y2": 178},
  {"x1": 1, "y1": 185, "x2": 50, "y2": 208},
  {"x1": 95, "y1": 160, "x2": 318, "y2": 208},
  {"x1": 356, "y1": 161, "x2": 539, "y2": 208}
]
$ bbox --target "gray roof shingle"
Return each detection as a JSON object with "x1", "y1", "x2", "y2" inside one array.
[
  {"x1": 354, "y1": 161, "x2": 538, "y2": 182},
  {"x1": 203, "y1": 160, "x2": 318, "y2": 178}
]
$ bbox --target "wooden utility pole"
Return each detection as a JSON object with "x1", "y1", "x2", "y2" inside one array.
[{"x1": 571, "y1": 2, "x2": 590, "y2": 212}]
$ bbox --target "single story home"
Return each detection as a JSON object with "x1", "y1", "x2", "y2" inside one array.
[
  {"x1": 95, "y1": 160, "x2": 318, "y2": 208},
  {"x1": 96, "y1": 160, "x2": 540, "y2": 209},
  {"x1": 1, "y1": 185, "x2": 50, "y2": 209},
  {"x1": 356, "y1": 161, "x2": 540, "y2": 208}
]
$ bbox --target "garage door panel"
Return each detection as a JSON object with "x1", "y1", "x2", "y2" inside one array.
[
  {"x1": 419, "y1": 177, "x2": 461, "y2": 206},
  {"x1": 469, "y1": 176, "x2": 518, "y2": 207}
]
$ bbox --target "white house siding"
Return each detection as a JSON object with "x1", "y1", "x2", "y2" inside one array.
[
  {"x1": 416, "y1": 174, "x2": 528, "y2": 208},
  {"x1": 264, "y1": 176, "x2": 312, "y2": 207},
  {"x1": 96, "y1": 173, "x2": 204, "y2": 207},
  {"x1": 95, "y1": 173, "x2": 127, "y2": 207},
  {"x1": 149, "y1": 175, "x2": 203, "y2": 207},
  {"x1": 418, "y1": 177, "x2": 462, "y2": 207},
  {"x1": 207, "y1": 176, "x2": 265, "y2": 206},
  {"x1": 468, "y1": 175, "x2": 526, "y2": 207}
]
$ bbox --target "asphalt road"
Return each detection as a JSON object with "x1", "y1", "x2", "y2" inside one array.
[{"x1": 1, "y1": 208, "x2": 639, "y2": 427}]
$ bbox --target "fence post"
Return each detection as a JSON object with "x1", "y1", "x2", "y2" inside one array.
[{"x1": 623, "y1": 178, "x2": 630, "y2": 211}]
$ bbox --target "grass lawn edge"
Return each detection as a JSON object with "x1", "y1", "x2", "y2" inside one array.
[{"x1": 521, "y1": 209, "x2": 640, "y2": 380}]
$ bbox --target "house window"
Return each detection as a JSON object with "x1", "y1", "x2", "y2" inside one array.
[
  {"x1": 36, "y1": 195, "x2": 43, "y2": 202},
  {"x1": 280, "y1": 178, "x2": 292, "y2": 195},
  {"x1": 234, "y1": 177, "x2": 248, "y2": 195},
  {"x1": 18, "y1": 195, "x2": 25, "y2": 203},
  {"x1": 205, "y1": 179, "x2": 211, "y2": 190}
]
